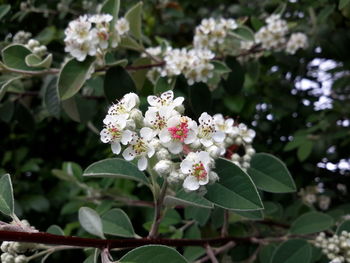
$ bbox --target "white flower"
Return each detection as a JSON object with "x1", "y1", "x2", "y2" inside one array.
[
  {"x1": 197, "y1": 112, "x2": 225, "y2": 147},
  {"x1": 100, "y1": 115, "x2": 133, "y2": 154},
  {"x1": 181, "y1": 151, "x2": 214, "y2": 191},
  {"x1": 115, "y1": 17, "x2": 130, "y2": 36},
  {"x1": 147, "y1": 90, "x2": 184, "y2": 110},
  {"x1": 108, "y1": 93, "x2": 140, "y2": 117},
  {"x1": 65, "y1": 15, "x2": 91, "y2": 44},
  {"x1": 286, "y1": 32, "x2": 308, "y2": 54},
  {"x1": 159, "y1": 115, "x2": 198, "y2": 154},
  {"x1": 231, "y1": 123, "x2": 255, "y2": 144},
  {"x1": 144, "y1": 106, "x2": 178, "y2": 133},
  {"x1": 89, "y1": 14, "x2": 113, "y2": 27},
  {"x1": 122, "y1": 127, "x2": 156, "y2": 171},
  {"x1": 213, "y1": 114, "x2": 234, "y2": 134}
]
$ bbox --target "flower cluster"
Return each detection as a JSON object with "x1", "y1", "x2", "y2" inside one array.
[
  {"x1": 241, "y1": 14, "x2": 308, "y2": 56},
  {"x1": 143, "y1": 46, "x2": 216, "y2": 85},
  {"x1": 0, "y1": 220, "x2": 38, "y2": 263},
  {"x1": 298, "y1": 184, "x2": 331, "y2": 210},
  {"x1": 193, "y1": 18, "x2": 238, "y2": 50},
  {"x1": 315, "y1": 231, "x2": 350, "y2": 263},
  {"x1": 100, "y1": 90, "x2": 256, "y2": 191},
  {"x1": 12, "y1": 31, "x2": 32, "y2": 44},
  {"x1": 64, "y1": 14, "x2": 129, "y2": 61},
  {"x1": 25, "y1": 39, "x2": 47, "y2": 57}
]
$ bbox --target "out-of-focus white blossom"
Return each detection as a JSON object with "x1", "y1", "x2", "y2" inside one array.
[{"x1": 286, "y1": 32, "x2": 308, "y2": 54}]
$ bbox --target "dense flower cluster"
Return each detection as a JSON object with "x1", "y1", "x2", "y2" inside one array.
[
  {"x1": 64, "y1": 14, "x2": 129, "y2": 61},
  {"x1": 315, "y1": 231, "x2": 350, "y2": 263},
  {"x1": 298, "y1": 184, "x2": 331, "y2": 210},
  {"x1": 12, "y1": 31, "x2": 32, "y2": 44},
  {"x1": 241, "y1": 14, "x2": 308, "y2": 56},
  {"x1": 0, "y1": 220, "x2": 38, "y2": 263},
  {"x1": 100, "y1": 90, "x2": 256, "y2": 191},
  {"x1": 193, "y1": 18, "x2": 238, "y2": 49},
  {"x1": 143, "y1": 46, "x2": 215, "y2": 85},
  {"x1": 25, "y1": 39, "x2": 47, "y2": 57}
]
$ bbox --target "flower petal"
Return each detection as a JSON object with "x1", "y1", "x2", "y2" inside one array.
[
  {"x1": 111, "y1": 142, "x2": 121, "y2": 154},
  {"x1": 183, "y1": 176, "x2": 200, "y2": 191},
  {"x1": 180, "y1": 160, "x2": 193, "y2": 174},
  {"x1": 122, "y1": 147, "x2": 135, "y2": 161},
  {"x1": 138, "y1": 156, "x2": 148, "y2": 171}
]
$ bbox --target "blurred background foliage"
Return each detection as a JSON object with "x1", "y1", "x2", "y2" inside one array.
[{"x1": 0, "y1": 0, "x2": 350, "y2": 262}]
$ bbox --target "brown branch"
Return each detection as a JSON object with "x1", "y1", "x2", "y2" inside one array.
[
  {"x1": 0, "y1": 231, "x2": 262, "y2": 249},
  {"x1": 196, "y1": 242, "x2": 236, "y2": 263},
  {"x1": 205, "y1": 244, "x2": 219, "y2": 263}
]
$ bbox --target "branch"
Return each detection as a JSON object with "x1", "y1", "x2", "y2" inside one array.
[
  {"x1": 196, "y1": 242, "x2": 236, "y2": 263},
  {"x1": 0, "y1": 230, "x2": 313, "y2": 249},
  {"x1": 205, "y1": 244, "x2": 219, "y2": 263}
]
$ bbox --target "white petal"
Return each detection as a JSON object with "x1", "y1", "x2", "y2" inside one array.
[
  {"x1": 183, "y1": 176, "x2": 200, "y2": 191},
  {"x1": 111, "y1": 142, "x2": 121, "y2": 154},
  {"x1": 161, "y1": 90, "x2": 174, "y2": 101},
  {"x1": 100, "y1": 129, "x2": 111, "y2": 143},
  {"x1": 159, "y1": 129, "x2": 171, "y2": 143},
  {"x1": 180, "y1": 160, "x2": 193, "y2": 174},
  {"x1": 173, "y1": 97, "x2": 184, "y2": 107},
  {"x1": 121, "y1": 130, "x2": 133, "y2": 145},
  {"x1": 198, "y1": 174, "x2": 209, "y2": 185},
  {"x1": 198, "y1": 151, "x2": 210, "y2": 165},
  {"x1": 138, "y1": 157, "x2": 148, "y2": 171},
  {"x1": 122, "y1": 147, "x2": 135, "y2": 161},
  {"x1": 168, "y1": 141, "x2": 183, "y2": 154},
  {"x1": 201, "y1": 138, "x2": 213, "y2": 147},
  {"x1": 184, "y1": 130, "x2": 196, "y2": 144},
  {"x1": 140, "y1": 127, "x2": 155, "y2": 141},
  {"x1": 147, "y1": 96, "x2": 158, "y2": 106},
  {"x1": 213, "y1": 131, "x2": 225, "y2": 143},
  {"x1": 147, "y1": 146, "x2": 155, "y2": 158}
]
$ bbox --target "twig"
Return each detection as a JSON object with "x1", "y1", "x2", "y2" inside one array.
[
  {"x1": 196, "y1": 242, "x2": 236, "y2": 263},
  {"x1": 221, "y1": 210, "x2": 229, "y2": 237},
  {"x1": 205, "y1": 244, "x2": 219, "y2": 263},
  {"x1": 148, "y1": 181, "x2": 168, "y2": 239}
]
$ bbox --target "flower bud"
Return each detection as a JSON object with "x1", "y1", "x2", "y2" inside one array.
[
  {"x1": 207, "y1": 145, "x2": 220, "y2": 158},
  {"x1": 156, "y1": 148, "x2": 170, "y2": 160},
  {"x1": 15, "y1": 255, "x2": 28, "y2": 263},
  {"x1": 209, "y1": 171, "x2": 219, "y2": 183},
  {"x1": 235, "y1": 137, "x2": 243, "y2": 145},
  {"x1": 231, "y1": 153, "x2": 240, "y2": 162},
  {"x1": 27, "y1": 39, "x2": 39, "y2": 49},
  {"x1": 154, "y1": 160, "x2": 173, "y2": 176},
  {"x1": 129, "y1": 109, "x2": 143, "y2": 126},
  {"x1": 190, "y1": 139, "x2": 201, "y2": 149}
]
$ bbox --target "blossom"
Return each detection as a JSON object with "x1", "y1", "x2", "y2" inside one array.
[
  {"x1": 181, "y1": 151, "x2": 214, "y2": 191},
  {"x1": 100, "y1": 115, "x2": 133, "y2": 154},
  {"x1": 147, "y1": 90, "x2": 184, "y2": 110},
  {"x1": 122, "y1": 127, "x2": 156, "y2": 171},
  {"x1": 159, "y1": 116, "x2": 198, "y2": 154},
  {"x1": 115, "y1": 18, "x2": 130, "y2": 35},
  {"x1": 231, "y1": 123, "x2": 256, "y2": 144},
  {"x1": 286, "y1": 32, "x2": 308, "y2": 54},
  {"x1": 196, "y1": 112, "x2": 225, "y2": 147},
  {"x1": 213, "y1": 114, "x2": 234, "y2": 134},
  {"x1": 144, "y1": 106, "x2": 178, "y2": 133},
  {"x1": 108, "y1": 93, "x2": 140, "y2": 117}
]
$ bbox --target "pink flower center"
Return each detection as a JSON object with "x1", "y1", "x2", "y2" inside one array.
[
  {"x1": 168, "y1": 122, "x2": 189, "y2": 142},
  {"x1": 108, "y1": 127, "x2": 121, "y2": 139},
  {"x1": 192, "y1": 162, "x2": 207, "y2": 180}
]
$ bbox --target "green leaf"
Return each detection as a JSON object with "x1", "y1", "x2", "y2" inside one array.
[
  {"x1": 78, "y1": 207, "x2": 105, "y2": 239},
  {"x1": 339, "y1": 0, "x2": 350, "y2": 9},
  {"x1": 25, "y1": 54, "x2": 52, "y2": 68},
  {"x1": 235, "y1": 210, "x2": 264, "y2": 220},
  {"x1": 125, "y1": 2, "x2": 143, "y2": 41},
  {"x1": 248, "y1": 153, "x2": 296, "y2": 193},
  {"x1": 0, "y1": 4, "x2": 11, "y2": 20},
  {"x1": 0, "y1": 75, "x2": 22, "y2": 101},
  {"x1": 0, "y1": 101, "x2": 14, "y2": 123},
  {"x1": 189, "y1": 83, "x2": 212, "y2": 117},
  {"x1": 183, "y1": 224, "x2": 205, "y2": 261},
  {"x1": 120, "y1": 245, "x2": 189, "y2": 263},
  {"x1": 101, "y1": 208, "x2": 136, "y2": 237},
  {"x1": 164, "y1": 189, "x2": 214, "y2": 209},
  {"x1": 273, "y1": 3, "x2": 287, "y2": 15},
  {"x1": 205, "y1": 158, "x2": 263, "y2": 211},
  {"x1": 231, "y1": 26, "x2": 255, "y2": 42},
  {"x1": 184, "y1": 207, "x2": 211, "y2": 226},
  {"x1": 104, "y1": 66, "x2": 136, "y2": 102},
  {"x1": 211, "y1": 60, "x2": 231, "y2": 74},
  {"x1": 83, "y1": 158, "x2": 149, "y2": 185},
  {"x1": 222, "y1": 57, "x2": 245, "y2": 95},
  {"x1": 290, "y1": 212, "x2": 334, "y2": 235},
  {"x1": 101, "y1": 0, "x2": 120, "y2": 27},
  {"x1": 336, "y1": 220, "x2": 350, "y2": 234},
  {"x1": 1, "y1": 44, "x2": 42, "y2": 72},
  {"x1": 43, "y1": 76, "x2": 60, "y2": 118},
  {"x1": 297, "y1": 140, "x2": 313, "y2": 161},
  {"x1": 283, "y1": 136, "x2": 306, "y2": 151},
  {"x1": 47, "y1": 225, "x2": 65, "y2": 235},
  {"x1": 271, "y1": 239, "x2": 312, "y2": 263},
  {"x1": 35, "y1": 26, "x2": 57, "y2": 45},
  {"x1": 259, "y1": 244, "x2": 277, "y2": 263},
  {"x1": 0, "y1": 174, "x2": 14, "y2": 216},
  {"x1": 61, "y1": 94, "x2": 97, "y2": 123},
  {"x1": 119, "y1": 36, "x2": 143, "y2": 51},
  {"x1": 58, "y1": 57, "x2": 95, "y2": 100},
  {"x1": 154, "y1": 77, "x2": 175, "y2": 94},
  {"x1": 250, "y1": 16, "x2": 264, "y2": 31}
]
